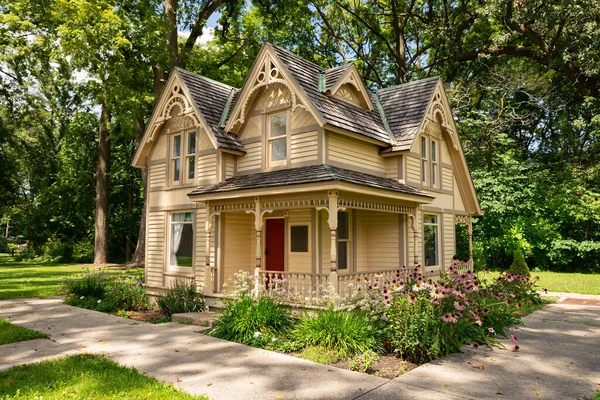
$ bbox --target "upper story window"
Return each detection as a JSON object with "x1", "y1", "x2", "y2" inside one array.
[
  {"x1": 420, "y1": 135, "x2": 440, "y2": 188},
  {"x1": 268, "y1": 112, "x2": 287, "y2": 167},
  {"x1": 421, "y1": 136, "x2": 427, "y2": 183},
  {"x1": 171, "y1": 130, "x2": 196, "y2": 185},
  {"x1": 431, "y1": 139, "x2": 438, "y2": 186}
]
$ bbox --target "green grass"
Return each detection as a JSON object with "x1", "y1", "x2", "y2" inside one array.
[
  {"x1": 0, "y1": 319, "x2": 48, "y2": 344},
  {"x1": 0, "y1": 354, "x2": 206, "y2": 399},
  {"x1": 0, "y1": 253, "x2": 141, "y2": 300},
  {"x1": 479, "y1": 270, "x2": 600, "y2": 295}
]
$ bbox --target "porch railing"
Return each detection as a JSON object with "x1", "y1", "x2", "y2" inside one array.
[
  {"x1": 337, "y1": 268, "x2": 412, "y2": 300},
  {"x1": 256, "y1": 270, "x2": 330, "y2": 305}
]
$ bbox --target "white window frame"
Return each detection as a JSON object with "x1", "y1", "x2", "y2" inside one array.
[
  {"x1": 288, "y1": 222, "x2": 311, "y2": 254},
  {"x1": 168, "y1": 211, "x2": 194, "y2": 273},
  {"x1": 423, "y1": 214, "x2": 439, "y2": 267},
  {"x1": 267, "y1": 111, "x2": 288, "y2": 168},
  {"x1": 184, "y1": 130, "x2": 196, "y2": 184},
  {"x1": 431, "y1": 139, "x2": 438, "y2": 187},
  {"x1": 337, "y1": 210, "x2": 352, "y2": 271},
  {"x1": 171, "y1": 134, "x2": 182, "y2": 184},
  {"x1": 421, "y1": 136, "x2": 427, "y2": 184},
  {"x1": 170, "y1": 130, "x2": 196, "y2": 186}
]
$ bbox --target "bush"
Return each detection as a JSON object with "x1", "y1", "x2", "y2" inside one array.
[
  {"x1": 210, "y1": 295, "x2": 294, "y2": 347},
  {"x1": 293, "y1": 307, "x2": 382, "y2": 358},
  {"x1": 73, "y1": 240, "x2": 94, "y2": 263},
  {"x1": 509, "y1": 249, "x2": 530, "y2": 275},
  {"x1": 63, "y1": 269, "x2": 149, "y2": 313},
  {"x1": 0, "y1": 236, "x2": 8, "y2": 253},
  {"x1": 42, "y1": 238, "x2": 73, "y2": 262},
  {"x1": 157, "y1": 280, "x2": 206, "y2": 317}
]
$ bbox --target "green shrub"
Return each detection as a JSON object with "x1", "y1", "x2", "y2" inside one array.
[
  {"x1": 157, "y1": 280, "x2": 206, "y2": 317},
  {"x1": 64, "y1": 270, "x2": 107, "y2": 300},
  {"x1": 210, "y1": 295, "x2": 294, "y2": 346},
  {"x1": 509, "y1": 249, "x2": 530, "y2": 275},
  {"x1": 293, "y1": 307, "x2": 382, "y2": 358},
  {"x1": 42, "y1": 239, "x2": 72, "y2": 262},
  {"x1": 72, "y1": 240, "x2": 94, "y2": 263},
  {"x1": 0, "y1": 236, "x2": 8, "y2": 253},
  {"x1": 348, "y1": 350, "x2": 380, "y2": 372}
]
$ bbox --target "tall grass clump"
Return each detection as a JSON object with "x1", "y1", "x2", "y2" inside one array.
[{"x1": 157, "y1": 280, "x2": 205, "y2": 316}]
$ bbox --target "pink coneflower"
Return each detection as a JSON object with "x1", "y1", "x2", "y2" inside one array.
[
  {"x1": 441, "y1": 313, "x2": 458, "y2": 323},
  {"x1": 511, "y1": 335, "x2": 520, "y2": 351},
  {"x1": 488, "y1": 327, "x2": 495, "y2": 334},
  {"x1": 454, "y1": 301, "x2": 465, "y2": 311}
]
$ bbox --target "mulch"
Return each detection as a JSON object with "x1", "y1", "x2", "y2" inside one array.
[
  {"x1": 559, "y1": 298, "x2": 600, "y2": 306},
  {"x1": 331, "y1": 355, "x2": 418, "y2": 379},
  {"x1": 129, "y1": 310, "x2": 166, "y2": 322}
]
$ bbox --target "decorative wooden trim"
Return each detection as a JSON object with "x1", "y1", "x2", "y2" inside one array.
[
  {"x1": 241, "y1": 136, "x2": 262, "y2": 145},
  {"x1": 290, "y1": 124, "x2": 320, "y2": 135},
  {"x1": 455, "y1": 214, "x2": 470, "y2": 225},
  {"x1": 149, "y1": 203, "x2": 199, "y2": 212},
  {"x1": 149, "y1": 158, "x2": 167, "y2": 165},
  {"x1": 338, "y1": 198, "x2": 415, "y2": 215}
]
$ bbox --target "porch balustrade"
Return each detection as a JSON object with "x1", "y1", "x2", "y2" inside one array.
[
  {"x1": 256, "y1": 270, "x2": 330, "y2": 305},
  {"x1": 337, "y1": 268, "x2": 412, "y2": 300}
]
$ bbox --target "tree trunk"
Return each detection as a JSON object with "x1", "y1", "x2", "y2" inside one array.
[
  {"x1": 165, "y1": 0, "x2": 178, "y2": 64},
  {"x1": 94, "y1": 103, "x2": 111, "y2": 265},
  {"x1": 130, "y1": 115, "x2": 149, "y2": 267}
]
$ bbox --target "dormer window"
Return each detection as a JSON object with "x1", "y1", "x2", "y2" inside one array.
[{"x1": 268, "y1": 111, "x2": 288, "y2": 167}]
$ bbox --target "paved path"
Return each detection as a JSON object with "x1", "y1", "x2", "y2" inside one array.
[{"x1": 1, "y1": 298, "x2": 599, "y2": 399}]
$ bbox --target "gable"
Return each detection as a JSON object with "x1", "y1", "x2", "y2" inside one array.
[
  {"x1": 327, "y1": 65, "x2": 373, "y2": 111},
  {"x1": 225, "y1": 45, "x2": 322, "y2": 134}
]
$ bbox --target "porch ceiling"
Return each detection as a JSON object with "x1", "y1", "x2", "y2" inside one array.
[{"x1": 188, "y1": 164, "x2": 433, "y2": 201}]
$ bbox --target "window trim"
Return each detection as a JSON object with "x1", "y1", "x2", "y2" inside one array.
[
  {"x1": 288, "y1": 222, "x2": 311, "y2": 254},
  {"x1": 431, "y1": 139, "x2": 438, "y2": 187},
  {"x1": 423, "y1": 213, "x2": 439, "y2": 267},
  {"x1": 167, "y1": 211, "x2": 195, "y2": 273},
  {"x1": 184, "y1": 130, "x2": 196, "y2": 184},
  {"x1": 421, "y1": 135, "x2": 428, "y2": 184},
  {"x1": 169, "y1": 130, "x2": 197, "y2": 186},
  {"x1": 267, "y1": 111, "x2": 289, "y2": 168}
]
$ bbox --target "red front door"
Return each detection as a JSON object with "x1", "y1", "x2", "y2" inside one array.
[{"x1": 265, "y1": 219, "x2": 285, "y2": 271}]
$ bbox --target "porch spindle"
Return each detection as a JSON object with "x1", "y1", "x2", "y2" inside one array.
[{"x1": 468, "y1": 216, "x2": 473, "y2": 270}]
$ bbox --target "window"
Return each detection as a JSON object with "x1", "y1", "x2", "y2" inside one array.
[
  {"x1": 431, "y1": 140, "x2": 437, "y2": 186},
  {"x1": 268, "y1": 112, "x2": 287, "y2": 166},
  {"x1": 169, "y1": 212, "x2": 194, "y2": 269},
  {"x1": 337, "y1": 211, "x2": 350, "y2": 270},
  {"x1": 170, "y1": 130, "x2": 196, "y2": 184},
  {"x1": 421, "y1": 136, "x2": 427, "y2": 183},
  {"x1": 423, "y1": 214, "x2": 438, "y2": 266},
  {"x1": 171, "y1": 134, "x2": 182, "y2": 182},
  {"x1": 290, "y1": 225, "x2": 309, "y2": 252},
  {"x1": 186, "y1": 131, "x2": 196, "y2": 181}
]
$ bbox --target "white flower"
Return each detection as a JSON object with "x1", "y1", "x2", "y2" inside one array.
[
  {"x1": 80, "y1": 296, "x2": 84, "y2": 299},
  {"x1": 271, "y1": 337, "x2": 277, "y2": 342},
  {"x1": 253, "y1": 331, "x2": 262, "y2": 338},
  {"x1": 97, "y1": 300, "x2": 102, "y2": 303}
]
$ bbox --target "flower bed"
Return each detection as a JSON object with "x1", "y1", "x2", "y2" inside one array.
[{"x1": 210, "y1": 267, "x2": 542, "y2": 374}]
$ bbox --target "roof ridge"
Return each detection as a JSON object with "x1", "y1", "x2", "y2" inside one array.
[
  {"x1": 377, "y1": 76, "x2": 440, "y2": 93},
  {"x1": 326, "y1": 63, "x2": 353, "y2": 72},
  {"x1": 269, "y1": 43, "x2": 325, "y2": 72},
  {"x1": 174, "y1": 66, "x2": 239, "y2": 90}
]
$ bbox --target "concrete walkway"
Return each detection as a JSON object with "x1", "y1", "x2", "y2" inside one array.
[{"x1": 1, "y1": 298, "x2": 599, "y2": 399}]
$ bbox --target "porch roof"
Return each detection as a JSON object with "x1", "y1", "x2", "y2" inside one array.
[{"x1": 188, "y1": 164, "x2": 433, "y2": 198}]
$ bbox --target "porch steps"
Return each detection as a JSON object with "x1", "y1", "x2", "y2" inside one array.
[{"x1": 171, "y1": 311, "x2": 220, "y2": 329}]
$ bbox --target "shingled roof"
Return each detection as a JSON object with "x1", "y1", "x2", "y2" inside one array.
[
  {"x1": 324, "y1": 64, "x2": 353, "y2": 92},
  {"x1": 188, "y1": 164, "x2": 433, "y2": 198},
  {"x1": 377, "y1": 77, "x2": 440, "y2": 151},
  {"x1": 176, "y1": 68, "x2": 245, "y2": 153}
]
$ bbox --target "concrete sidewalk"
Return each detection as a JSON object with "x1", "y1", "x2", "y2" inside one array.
[{"x1": 1, "y1": 298, "x2": 599, "y2": 399}]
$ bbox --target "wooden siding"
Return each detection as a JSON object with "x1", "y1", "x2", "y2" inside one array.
[
  {"x1": 385, "y1": 157, "x2": 399, "y2": 180},
  {"x1": 453, "y1": 174, "x2": 466, "y2": 211},
  {"x1": 406, "y1": 155, "x2": 421, "y2": 183},
  {"x1": 239, "y1": 114, "x2": 261, "y2": 140},
  {"x1": 407, "y1": 209, "x2": 423, "y2": 267},
  {"x1": 150, "y1": 135, "x2": 167, "y2": 161},
  {"x1": 443, "y1": 213, "x2": 455, "y2": 271},
  {"x1": 193, "y1": 207, "x2": 212, "y2": 288},
  {"x1": 197, "y1": 152, "x2": 217, "y2": 181},
  {"x1": 291, "y1": 108, "x2": 317, "y2": 129},
  {"x1": 290, "y1": 131, "x2": 318, "y2": 164},
  {"x1": 442, "y1": 167, "x2": 453, "y2": 192},
  {"x1": 146, "y1": 211, "x2": 166, "y2": 287},
  {"x1": 328, "y1": 132, "x2": 385, "y2": 175},
  {"x1": 223, "y1": 213, "x2": 253, "y2": 283},
  {"x1": 149, "y1": 163, "x2": 167, "y2": 188},
  {"x1": 225, "y1": 153, "x2": 235, "y2": 179},
  {"x1": 320, "y1": 211, "x2": 330, "y2": 274},
  {"x1": 287, "y1": 210, "x2": 312, "y2": 273},
  {"x1": 237, "y1": 141, "x2": 262, "y2": 172},
  {"x1": 365, "y1": 211, "x2": 400, "y2": 270},
  {"x1": 355, "y1": 211, "x2": 367, "y2": 271},
  {"x1": 148, "y1": 188, "x2": 194, "y2": 208}
]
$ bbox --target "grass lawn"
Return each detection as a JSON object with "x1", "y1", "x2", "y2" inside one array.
[
  {"x1": 0, "y1": 354, "x2": 205, "y2": 399},
  {"x1": 0, "y1": 318, "x2": 48, "y2": 345},
  {"x1": 0, "y1": 254, "x2": 141, "y2": 300},
  {"x1": 480, "y1": 270, "x2": 600, "y2": 295}
]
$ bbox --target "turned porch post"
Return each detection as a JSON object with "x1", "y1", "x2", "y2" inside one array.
[
  {"x1": 246, "y1": 197, "x2": 272, "y2": 298},
  {"x1": 409, "y1": 212, "x2": 419, "y2": 266},
  {"x1": 203, "y1": 201, "x2": 217, "y2": 296},
  {"x1": 467, "y1": 215, "x2": 473, "y2": 270},
  {"x1": 326, "y1": 192, "x2": 340, "y2": 297}
]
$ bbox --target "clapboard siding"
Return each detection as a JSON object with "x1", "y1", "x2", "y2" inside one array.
[
  {"x1": 149, "y1": 163, "x2": 167, "y2": 188},
  {"x1": 406, "y1": 155, "x2": 421, "y2": 183},
  {"x1": 291, "y1": 108, "x2": 316, "y2": 129},
  {"x1": 328, "y1": 132, "x2": 385, "y2": 175},
  {"x1": 193, "y1": 208, "x2": 210, "y2": 288},
  {"x1": 198, "y1": 152, "x2": 217, "y2": 181},
  {"x1": 290, "y1": 131, "x2": 318, "y2": 164},
  {"x1": 223, "y1": 213, "x2": 253, "y2": 283},
  {"x1": 287, "y1": 209, "x2": 312, "y2": 273},
  {"x1": 146, "y1": 211, "x2": 166, "y2": 287},
  {"x1": 237, "y1": 141, "x2": 262, "y2": 172},
  {"x1": 239, "y1": 114, "x2": 262, "y2": 140},
  {"x1": 366, "y1": 211, "x2": 399, "y2": 270},
  {"x1": 150, "y1": 135, "x2": 167, "y2": 160},
  {"x1": 320, "y1": 211, "x2": 330, "y2": 274},
  {"x1": 385, "y1": 157, "x2": 399, "y2": 180},
  {"x1": 355, "y1": 211, "x2": 368, "y2": 271},
  {"x1": 225, "y1": 154, "x2": 235, "y2": 179},
  {"x1": 442, "y1": 167, "x2": 453, "y2": 192},
  {"x1": 443, "y1": 213, "x2": 455, "y2": 271}
]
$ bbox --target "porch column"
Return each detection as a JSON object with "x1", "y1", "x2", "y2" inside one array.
[
  {"x1": 203, "y1": 201, "x2": 218, "y2": 296},
  {"x1": 326, "y1": 192, "x2": 340, "y2": 297},
  {"x1": 467, "y1": 215, "x2": 473, "y2": 270},
  {"x1": 246, "y1": 197, "x2": 272, "y2": 298},
  {"x1": 409, "y1": 212, "x2": 419, "y2": 266}
]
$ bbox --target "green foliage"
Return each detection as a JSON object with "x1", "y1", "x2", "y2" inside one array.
[
  {"x1": 0, "y1": 354, "x2": 206, "y2": 399},
  {"x1": 296, "y1": 346, "x2": 346, "y2": 364},
  {"x1": 156, "y1": 280, "x2": 206, "y2": 317},
  {"x1": 0, "y1": 318, "x2": 48, "y2": 345},
  {"x1": 209, "y1": 295, "x2": 294, "y2": 347},
  {"x1": 72, "y1": 240, "x2": 94, "y2": 263},
  {"x1": 63, "y1": 270, "x2": 148, "y2": 313},
  {"x1": 348, "y1": 350, "x2": 380, "y2": 373},
  {"x1": 293, "y1": 307, "x2": 382, "y2": 359},
  {"x1": 509, "y1": 249, "x2": 530, "y2": 275}
]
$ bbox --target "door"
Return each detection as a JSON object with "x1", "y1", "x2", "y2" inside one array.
[{"x1": 265, "y1": 218, "x2": 285, "y2": 271}]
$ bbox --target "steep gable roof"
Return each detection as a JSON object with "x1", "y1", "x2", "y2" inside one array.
[
  {"x1": 324, "y1": 64, "x2": 353, "y2": 92},
  {"x1": 270, "y1": 45, "x2": 391, "y2": 144},
  {"x1": 175, "y1": 68, "x2": 245, "y2": 153},
  {"x1": 377, "y1": 77, "x2": 440, "y2": 151}
]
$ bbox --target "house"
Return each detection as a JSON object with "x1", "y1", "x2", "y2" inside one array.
[{"x1": 132, "y1": 43, "x2": 482, "y2": 303}]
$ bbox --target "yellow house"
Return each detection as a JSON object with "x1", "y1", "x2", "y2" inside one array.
[{"x1": 132, "y1": 43, "x2": 482, "y2": 302}]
